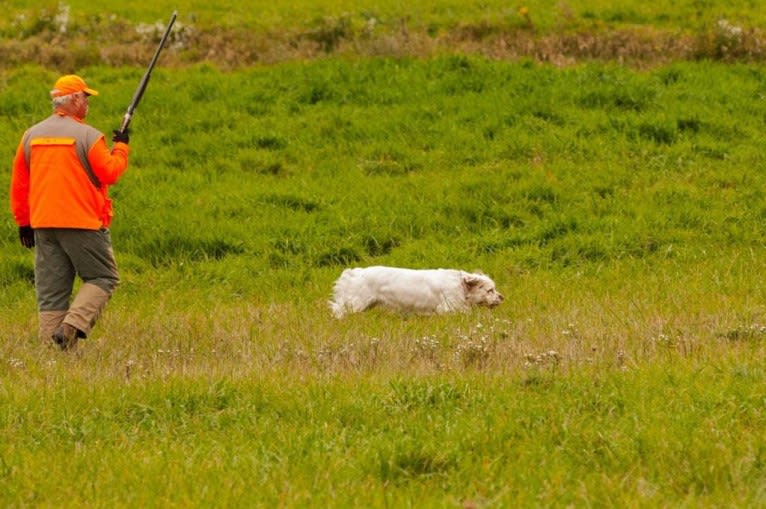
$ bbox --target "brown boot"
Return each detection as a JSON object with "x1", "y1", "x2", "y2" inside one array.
[{"x1": 52, "y1": 323, "x2": 80, "y2": 351}]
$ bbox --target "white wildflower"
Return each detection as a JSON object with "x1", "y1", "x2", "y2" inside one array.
[
  {"x1": 54, "y1": 2, "x2": 70, "y2": 34},
  {"x1": 717, "y1": 18, "x2": 743, "y2": 40}
]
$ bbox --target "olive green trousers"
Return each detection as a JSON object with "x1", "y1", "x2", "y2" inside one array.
[{"x1": 34, "y1": 228, "x2": 119, "y2": 340}]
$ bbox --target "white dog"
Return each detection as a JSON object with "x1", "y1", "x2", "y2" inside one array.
[{"x1": 329, "y1": 266, "x2": 504, "y2": 318}]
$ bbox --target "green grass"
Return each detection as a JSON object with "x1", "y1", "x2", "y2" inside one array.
[
  {"x1": 4, "y1": 359, "x2": 766, "y2": 506},
  {"x1": 4, "y1": 10, "x2": 766, "y2": 507}
]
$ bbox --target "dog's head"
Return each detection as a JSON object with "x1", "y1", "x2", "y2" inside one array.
[{"x1": 462, "y1": 272, "x2": 504, "y2": 308}]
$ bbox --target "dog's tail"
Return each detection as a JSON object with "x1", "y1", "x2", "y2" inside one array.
[
  {"x1": 328, "y1": 299, "x2": 346, "y2": 319},
  {"x1": 329, "y1": 268, "x2": 356, "y2": 319}
]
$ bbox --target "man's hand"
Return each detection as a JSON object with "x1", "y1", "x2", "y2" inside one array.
[
  {"x1": 112, "y1": 128, "x2": 130, "y2": 144},
  {"x1": 19, "y1": 225, "x2": 34, "y2": 248}
]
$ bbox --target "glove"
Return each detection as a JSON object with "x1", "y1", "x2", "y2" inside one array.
[
  {"x1": 19, "y1": 225, "x2": 35, "y2": 249},
  {"x1": 112, "y1": 128, "x2": 130, "y2": 144}
]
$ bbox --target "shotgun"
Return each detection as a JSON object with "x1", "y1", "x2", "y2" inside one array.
[{"x1": 118, "y1": 11, "x2": 177, "y2": 133}]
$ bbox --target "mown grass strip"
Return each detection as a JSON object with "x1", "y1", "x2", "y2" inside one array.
[{"x1": 3, "y1": 366, "x2": 766, "y2": 506}]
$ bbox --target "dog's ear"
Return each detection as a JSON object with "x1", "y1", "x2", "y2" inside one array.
[{"x1": 462, "y1": 273, "x2": 482, "y2": 288}]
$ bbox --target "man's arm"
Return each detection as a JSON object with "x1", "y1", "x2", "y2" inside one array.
[
  {"x1": 10, "y1": 140, "x2": 31, "y2": 227},
  {"x1": 87, "y1": 135, "x2": 129, "y2": 186}
]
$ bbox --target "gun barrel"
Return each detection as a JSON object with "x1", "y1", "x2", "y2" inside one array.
[{"x1": 119, "y1": 11, "x2": 177, "y2": 133}]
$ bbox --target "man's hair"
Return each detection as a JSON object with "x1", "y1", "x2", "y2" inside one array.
[{"x1": 51, "y1": 93, "x2": 75, "y2": 110}]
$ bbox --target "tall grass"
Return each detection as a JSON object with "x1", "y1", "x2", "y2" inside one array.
[
  {"x1": 6, "y1": 0, "x2": 766, "y2": 31},
  {"x1": 5, "y1": 1, "x2": 766, "y2": 69},
  {"x1": 3, "y1": 53, "x2": 766, "y2": 506}
]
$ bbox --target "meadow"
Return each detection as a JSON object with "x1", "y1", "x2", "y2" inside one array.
[{"x1": 3, "y1": 2, "x2": 766, "y2": 507}]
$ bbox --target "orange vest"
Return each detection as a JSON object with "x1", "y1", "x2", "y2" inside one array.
[{"x1": 10, "y1": 112, "x2": 129, "y2": 229}]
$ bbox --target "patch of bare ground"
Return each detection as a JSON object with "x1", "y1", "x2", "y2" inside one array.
[{"x1": 2, "y1": 17, "x2": 766, "y2": 70}]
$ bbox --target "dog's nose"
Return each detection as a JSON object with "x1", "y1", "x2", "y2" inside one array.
[{"x1": 498, "y1": 293, "x2": 504, "y2": 301}]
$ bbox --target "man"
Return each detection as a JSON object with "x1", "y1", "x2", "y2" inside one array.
[{"x1": 10, "y1": 74, "x2": 130, "y2": 350}]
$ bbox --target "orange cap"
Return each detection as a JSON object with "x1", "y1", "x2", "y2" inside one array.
[{"x1": 50, "y1": 74, "x2": 99, "y2": 98}]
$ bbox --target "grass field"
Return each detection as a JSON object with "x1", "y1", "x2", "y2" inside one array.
[{"x1": 3, "y1": 2, "x2": 766, "y2": 508}]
